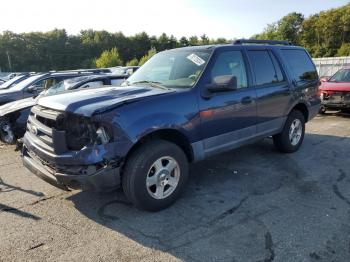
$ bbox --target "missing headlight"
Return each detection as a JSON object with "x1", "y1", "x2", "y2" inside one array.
[{"x1": 96, "y1": 127, "x2": 111, "y2": 144}]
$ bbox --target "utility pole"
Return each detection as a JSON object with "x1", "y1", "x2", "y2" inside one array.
[{"x1": 6, "y1": 51, "x2": 12, "y2": 72}]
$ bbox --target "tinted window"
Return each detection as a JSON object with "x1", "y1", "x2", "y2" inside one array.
[
  {"x1": 281, "y1": 49, "x2": 317, "y2": 81},
  {"x1": 248, "y1": 50, "x2": 282, "y2": 86},
  {"x1": 270, "y1": 53, "x2": 284, "y2": 82},
  {"x1": 210, "y1": 51, "x2": 248, "y2": 89}
]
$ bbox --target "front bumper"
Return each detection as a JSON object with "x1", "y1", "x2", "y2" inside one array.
[
  {"x1": 321, "y1": 100, "x2": 350, "y2": 109},
  {"x1": 22, "y1": 144, "x2": 121, "y2": 191},
  {"x1": 321, "y1": 93, "x2": 350, "y2": 109}
]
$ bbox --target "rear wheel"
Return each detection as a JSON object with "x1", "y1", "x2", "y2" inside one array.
[
  {"x1": 122, "y1": 140, "x2": 189, "y2": 211},
  {"x1": 273, "y1": 110, "x2": 305, "y2": 153}
]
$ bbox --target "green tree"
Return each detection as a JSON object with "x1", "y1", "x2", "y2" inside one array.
[
  {"x1": 337, "y1": 43, "x2": 350, "y2": 56},
  {"x1": 95, "y1": 47, "x2": 122, "y2": 68},
  {"x1": 126, "y1": 58, "x2": 139, "y2": 66},
  {"x1": 189, "y1": 36, "x2": 199, "y2": 46},
  {"x1": 277, "y1": 12, "x2": 304, "y2": 44},
  {"x1": 138, "y1": 48, "x2": 157, "y2": 66}
]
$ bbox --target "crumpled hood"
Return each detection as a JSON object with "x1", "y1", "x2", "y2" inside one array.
[
  {"x1": 37, "y1": 85, "x2": 174, "y2": 117},
  {"x1": 0, "y1": 88, "x2": 17, "y2": 95}
]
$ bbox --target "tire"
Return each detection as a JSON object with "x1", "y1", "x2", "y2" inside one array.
[
  {"x1": 0, "y1": 119, "x2": 16, "y2": 144},
  {"x1": 273, "y1": 110, "x2": 305, "y2": 153},
  {"x1": 319, "y1": 106, "x2": 327, "y2": 114},
  {"x1": 122, "y1": 139, "x2": 189, "y2": 211}
]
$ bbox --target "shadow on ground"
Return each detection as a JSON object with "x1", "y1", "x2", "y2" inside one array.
[{"x1": 66, "y1": 133, "x2": 350, "y2": 261}]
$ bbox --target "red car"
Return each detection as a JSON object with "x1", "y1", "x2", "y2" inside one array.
[{"x1": 319, "y1": 68, "x2": 350, "y2": 113}]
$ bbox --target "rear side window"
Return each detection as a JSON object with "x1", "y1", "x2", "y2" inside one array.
[
  {"x1": 281, "y1": 49, "x2": 318, "y2": 81},
  {"x1": 247, "y1": 50, "x2": 284, "y2": 86}
]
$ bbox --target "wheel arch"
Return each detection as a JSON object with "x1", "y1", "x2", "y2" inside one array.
[
  {"x1": 125, "y1": 128, "x2": 194, "y2": 164},
  {"x1": 290, "y1": 102, "x2": 309, "y2": 122}
]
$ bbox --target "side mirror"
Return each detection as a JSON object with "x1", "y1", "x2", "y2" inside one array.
[
  {"x1": 27, "y1": 85, "x2": 39, "y2": 93},
  {"x1": 206, "y1": 75, "x2": 237, "y2": 92},
  {"x1": 320, "y1": 76, "x2": 330, "y2": 82}
]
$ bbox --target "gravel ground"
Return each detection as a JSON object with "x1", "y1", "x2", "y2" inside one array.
[{"x1": 0, "y1": 112, "x2": 350, "y2": 262}]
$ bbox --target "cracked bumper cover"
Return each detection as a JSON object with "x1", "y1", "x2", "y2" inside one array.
[
  {"x1": 321, "y1": 100, "x2": 350, "y2": 108},
  {"x1": 22, "y1": 132, "x2": 123, "y2": 191}
]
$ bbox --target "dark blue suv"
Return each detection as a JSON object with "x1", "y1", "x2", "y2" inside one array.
[{"x1": 22, "y1": 40, "x2": 320, "y2": 211}]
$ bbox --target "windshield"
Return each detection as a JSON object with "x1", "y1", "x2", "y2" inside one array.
[
  {"x1": 44, "y1": 76, "x2": 87, "y2": 96},
  {"x1": 44, "y1": 80, "x2": 71, "y2": 96},
  {"x1": 329, "y1": 69, "x2": 350, "y2": 82},
  {"x1": 10, "y1": 74, "x2": 44, "y2": 91},
  {"x1": 125, "y1": 50, "x2": 211, "y2": 88},
  {"x1": 0, "y1": 75, "x2": 27, "y2": 89}
]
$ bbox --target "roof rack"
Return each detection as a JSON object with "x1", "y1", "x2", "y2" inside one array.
[
  {"x1": 233, "y1": 39, "x2": 292, "y2": 46},
  {"x1": 48, "y1": 69, "x2": 110, "y2": 75}
]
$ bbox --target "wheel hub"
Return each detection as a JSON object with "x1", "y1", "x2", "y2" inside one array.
[
  {"x1": 289, "y1": 119, "x2": 302, "y2": 146},
  {"x1": 146, "y1": 156, "x2": 180, "y2": 199}
]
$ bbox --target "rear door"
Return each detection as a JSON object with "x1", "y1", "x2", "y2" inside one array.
[
  {"x1": 279, "y1": 49, "x2": 319, "y2": 115},
  {"x1": 246, "y1": 48, "x2": 291, "y2": 134}
]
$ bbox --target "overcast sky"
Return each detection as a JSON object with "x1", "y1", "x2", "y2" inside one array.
[{"x1": 0, "y1": 0, "x2": 348, "y2": 39}]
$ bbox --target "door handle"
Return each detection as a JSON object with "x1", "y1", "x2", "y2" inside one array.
[{"x1": 241, "y1": 96, "x2": 252, "y2": 104}]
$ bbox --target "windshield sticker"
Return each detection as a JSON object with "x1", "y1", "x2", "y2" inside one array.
[{"x1": 187, "y1": 54, "x2": 206, "y2": 66}]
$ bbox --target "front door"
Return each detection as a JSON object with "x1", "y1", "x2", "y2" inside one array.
[{"x1": 198, "y1": 48, "x2": 257, "y2": 157}]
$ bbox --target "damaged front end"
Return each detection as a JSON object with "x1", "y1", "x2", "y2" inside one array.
[
  {"x1": 0, "y1": 118, "x2": 15, "y2": 144},
  {"x1": 22, "y1": 105, "x2": 131, "y2": 191},
  {"x1": 320, "y1": 91, "x2": 350, "y2": 110},
  {"x1": 0, "y1": 108, "x2": 31, "y2": 144}
]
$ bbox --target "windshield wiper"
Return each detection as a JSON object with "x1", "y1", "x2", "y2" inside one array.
[{"x1": 129, "y1": 80, "x2": 169, "y2": 90}]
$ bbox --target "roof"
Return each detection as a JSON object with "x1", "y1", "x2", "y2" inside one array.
[{"x1": 167, "y1": 39, "x2": 301, "y2": 52}]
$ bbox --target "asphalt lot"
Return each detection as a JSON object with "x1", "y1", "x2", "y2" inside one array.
[{"x1": 0, "y1": 112, "x2": 350, "y2": 262}]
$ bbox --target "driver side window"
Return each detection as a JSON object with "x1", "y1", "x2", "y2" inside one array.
[
  {"x1": 33, "y1": 77, "x2": 58, "y2": 91},
  {"x1": 211, "y1": 51, "x2": 248, "y2": 89}
]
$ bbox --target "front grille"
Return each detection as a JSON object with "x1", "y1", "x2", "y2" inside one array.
[
  {"x1": 329, "y1": 92, "x2": 350, "y2": 103},
  {"x1": 27, "y1": 105, "x2": 68, "y2": 154}
]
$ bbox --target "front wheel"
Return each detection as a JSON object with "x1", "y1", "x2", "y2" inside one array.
[
  {"x1": 122, "y1": 140, "x2": 189, "y2": 211},
  {"x1": 319, "y1": 106, "x2": 327, "y2": 114},
  {"x1": 273, "y1": 110, "x2": 305, "y2": 153},
  {"x1": 0, "y1": 120, "x2": 16, "y2": 144}
]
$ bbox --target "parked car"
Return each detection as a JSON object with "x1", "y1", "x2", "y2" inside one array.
[
  {"x1": 6, "y1": 73, "x2": 25, "y2": 80},
  {"x1": 22, "y1": 40, "x2": 320, "y2": 211},
  {"x1": 112, "y1": 66, "x2": 139, "y2": 76},
  {"x1": 319, "y1": 68, "x2": 350, "y2": 113},
  {"x1": 0, "y1": 74, "x2": 128, "y2": 144},
  {"x1": 0, "y1": 71, "x2": 98, "y2": 106},
  {"x1": 0, "y1": 74, "x2": 32, "y2": 90}
]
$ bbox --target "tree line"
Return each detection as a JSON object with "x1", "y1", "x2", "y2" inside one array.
[
  {"x1": 253, "y1": 3, "x2": 350, "y2": 58},
  {"x1": 1, "y1": 3, "x2": 350, "y2": 71},
  {"x1": 0, "y1": 30, "x2": 228, "y2": 72}
]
